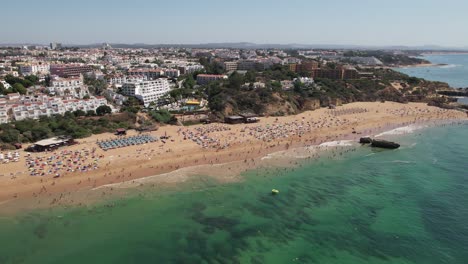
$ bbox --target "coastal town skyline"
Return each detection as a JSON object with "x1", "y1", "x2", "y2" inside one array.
[{"x1": 2, "y1": 0, "x2": 468, "y2": 47}]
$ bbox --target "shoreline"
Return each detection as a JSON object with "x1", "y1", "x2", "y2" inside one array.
[
  {"x1": 0, "y1": 102, "x2": 466, "y2": 214},
  {"x1": 393, "y1": 63, "x2": 447, "y2": 69},
  {"x1": 420, "y1": 52, "x2": 468, "y2": 56}
]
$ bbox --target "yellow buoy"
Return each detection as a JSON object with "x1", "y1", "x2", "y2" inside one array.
[{"x1": 271, "y1": 189, "x2": 279, "y2": 195}]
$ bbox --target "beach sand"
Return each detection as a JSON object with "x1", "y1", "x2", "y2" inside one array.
[
  {"x1": 0, "y1": 102, "x2": 466, "y2": 212},
  {"x1": 393, "y1": 63, "x2": 447, "y2": 68}
]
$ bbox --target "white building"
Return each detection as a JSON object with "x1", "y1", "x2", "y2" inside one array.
[
  {"x1": 11, "y1": 97, "x2": 109, "y2": 122},
  {"x1": 19, "y1": 63, "x2": 50, "y2": 76},
  {"x1": 0, "y1": 106, "x2": 8, "y2": 124},
  {"x1": 0, "y1": 80, "x2": 11, "y2": 89},
  {"x1": 49, "y1": 77, "x2": 88, "y2": 98},
  {"x1": 107, "y1": 75, "x2": 148, "y2": 85},
  {"x1": 121, "y1": 79, "x2": 171, "y2": 107},
  {"x1": 242, "y1": 82, "x2": 266, "y2": 89},
  {"x1": 196, "y1": 74, "x2": 228, "y2": 85},
  {"x1": 128, "y1": 68, "x2": 164, "y2": 79},
  {"x1": 164, "y1": 69, "x2": 180, "y2": 78},
  {"x1": 179, "y1": 64, "x2": 204, "y2": 75},
  {"x1": 294, "y1": 77, "x2": 315, "y2": 86}
]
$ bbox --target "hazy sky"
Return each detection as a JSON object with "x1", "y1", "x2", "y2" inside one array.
[{"x1": 2, "y1": 0, "x2": 468, "y2": 46}]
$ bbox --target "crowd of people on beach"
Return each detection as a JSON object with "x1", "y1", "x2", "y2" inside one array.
[
  {"x1": 330, "y1": 107, "x2": 369, "y2": 116},
  {"x1": 26, "y1": 148, "x2": 103, "y2": 177},
  {"x1": 180, "y1": 125, "x2": 232, "y2": 149},
  {"x1": 0, "y1": 151, "x2": 20, "y2": 164},
  {"x1": 1, "y1": 102, "x2": 466, "y2": 205},
  {"x1": 241, "y1": 120, "x2": 313, "y2": 142},
  {"x1": 176, "y1": 104, "x2": 466, "y2": 152}
]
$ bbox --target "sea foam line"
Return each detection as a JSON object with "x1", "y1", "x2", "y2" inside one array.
[
  {"x1": 261, "y1": 140, "x2": 355, "y2": 161},
  {"x1": 375, "y1": 124, "x2": 426, "y2": 137},
  {"x1": 319, "y1": 140, "x2": 355, "y2": 147},
  {"x1": 91, "y1": 162, "x2": 234, "y2": 190}
]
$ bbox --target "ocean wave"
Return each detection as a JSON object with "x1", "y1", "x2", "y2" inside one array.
[
  {"x1": 261, "y1": 151, "x2": 286, "y2": 160},
  {"x1": 375, "y1": 125, "x2": 426, "y2": 137},
  {"x1": 319, "y1": 140, "x2": 355, "y2": 147},
  {"x1": 261, "y1": 141, "x2": 354, "y2": 161},
  {"x1": 261, "y1": 148, "x2": 315, "y2": 160},
  {"x1": 390, "y1": 160, "x2": 415, "y2": 164}
]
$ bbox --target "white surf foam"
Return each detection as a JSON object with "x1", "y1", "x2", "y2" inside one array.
[
  {"x1": 375, "y1": 125, "x2": 425, "y2": 137},
  {"x1": 390, "y1": 160, "x2": 415, "y2": 164},
  {"x1": 319, "y1": 140, "x2": 355, "y2": 147}
]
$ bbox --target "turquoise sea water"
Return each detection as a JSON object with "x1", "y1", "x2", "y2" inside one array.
[
  {"x1": 0, "y1": 122, "x2": 468, "y2": 264},
  {"x1": 395, "y1": 54, "x2": 468, "y2": 89}
]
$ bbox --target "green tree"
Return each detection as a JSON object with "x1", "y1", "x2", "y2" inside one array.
[
  {"x1": 5, "y1": 75, "x2": 33, "y2": 88},
  {"x1": 183, "y1": 75, "x2": 196, "y2": 89},
  {"x1": 12, "y1": 83, "x2": 27, "y2": 94},
  {"x1": 25, "y1": 75, "x2": 39, "y2": 84},
  {"x1": 228, "y1": 72, "x2": 244, "y2": 90},
  {"x1": 73, "y1": 110, "x2": 86, "y2": 117},
  {"x1": 84, "y1": 76, "x2": 107, "y2": 96},
  {"x1": 149, "y1": 109, "x2": 178, "y2": 124},
  {"x1": 0, "y1": 128, "x2": 20, "y2": 143},
  {"x1": 96, "y1": 105, "x2": 112, "y2": 116},
  {"x1": 0, "y1": 82, "x2": 6, "y2": 95},
  {"x1": 44, "y1": 75, "x2": 52, "y2": 87},
  {"x1": 245, "y1": 71, "x2": 257, "y2": 83}
]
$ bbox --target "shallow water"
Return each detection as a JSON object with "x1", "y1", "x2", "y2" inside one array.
[{"x1": 0, "y1": 123, "x2": 468, "y2": 264}]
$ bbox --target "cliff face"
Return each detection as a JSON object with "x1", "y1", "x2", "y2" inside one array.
[
  {"x1": 301, "y1": 98, "x2": 321, "y2": 111},
  {"x1": 212, "y1": 69, "x2": 453, "y2": 117}
]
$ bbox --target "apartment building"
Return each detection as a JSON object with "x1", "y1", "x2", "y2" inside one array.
[
  {"x1": 237, "y1": 60, "x2": 258, "y2": 71},
  {"x1": 223, "y1": 61, "x2": 239, "y2": 71},
  {"x1": 107, "y1": 75, "x2": 148, "y2": 85},
  {"x1": 295, "y1": 61, "x2": 320, "y2": 73},
  {"x1": 196, "y1": 74, "x2": 228, "y2": 85},
  {"x1": 178, "y1": 65, "x2": 204, "y2": 75},
  {"x1": 0, "y1": 106, "x2": 8, "y2": 124},
  {"x1": 10, "y1": 97, "x2": 107, "y2": 121},
  {"x1": 50, "y1": 42, "x2": 62, "y2": 50},
  {"x1": 341, "y1": 66, "x2": 359, "y2": 79},
  {"x1": 121, "y1": 79, "x2": 171, "y2": 106},
  {"x1": 309, "y1": 68, "x2": 343, "y2": 79},
  {"x1": 292, "y1": 62, "x2": 359, "y2": 80},
  {"x1": 50, "y1": 64, "x2": 93, "y2": 78},
  {"x1": 49, "y1": 77, "x2": 88, "y2": 98},
  {"x1": 128, "y1": 68, "x2": 164, "y2": 79},
  {"x1": 164, "y1": 69, "x2": 180, "y2": 78},
  {"x1": 19, "y1": 63, "x2": 50, "y2": 75}
]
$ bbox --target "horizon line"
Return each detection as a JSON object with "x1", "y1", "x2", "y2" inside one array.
[{"x1": 1, "y1": 42, "x2": 468, "y2": 50}]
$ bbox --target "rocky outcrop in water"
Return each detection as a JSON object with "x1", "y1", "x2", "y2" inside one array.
[
  {"x1": 359, "y1": 137, "x2": 373, "y2": 144},
  {"x1": 359, "y1": 137, "x2": 400, "y2": 149}
]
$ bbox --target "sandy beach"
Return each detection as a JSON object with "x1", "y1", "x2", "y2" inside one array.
[
  {"x1": 0, "y1": 102, "x2": 466, "y2": 212},
  {"x1": 393, "y1": 63, "x2": 447, "y2": 68}
]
